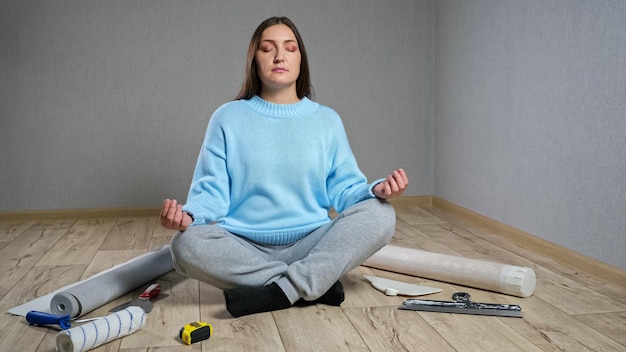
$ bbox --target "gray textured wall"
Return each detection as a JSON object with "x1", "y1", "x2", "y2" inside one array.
[
  {"x1": 0, "y1": 0, "x2": 434, "y2": 210},
  {"x1": 3, "y1": 0, "x2": 625, "y2": 270},
  {"x1": 434, "y1": 0, "x2": 626, "y2": 269}
]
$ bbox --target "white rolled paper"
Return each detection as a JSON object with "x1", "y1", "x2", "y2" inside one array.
[
  {"x1": 363, "y1": 244, "x2": 536, "y2": 297},
  {"x1": 50, "y1": 245, "x2": 173, "y2": 318},
  {"x1": 56, "y1": 306, "x2": 146, "y2": 352}
]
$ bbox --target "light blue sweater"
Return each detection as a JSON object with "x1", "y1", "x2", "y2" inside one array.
[{"x1": 183, "y1": 96, "x2": 382, "y2": 245}]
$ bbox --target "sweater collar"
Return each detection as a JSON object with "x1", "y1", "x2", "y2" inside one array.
[{"x1": 243, "y1": 95, "x2": 318, "y2": 118}]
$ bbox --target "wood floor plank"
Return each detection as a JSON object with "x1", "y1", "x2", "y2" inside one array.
[
  {"x1": 344, "y1": 306, "x2": 456, "y2": 352},
  {"x1": 416, "y1": 222, "x2": 626, "y2": 315},
  {"x1": 574, "y1": 311, "x2": 626, "y2": 347},
  {"x1": 149, "y1": 236, "x2": 173, "y2": 251},
  {"x1": 1, "y1": 314, "x2": 49, "y2": 352},
  {"x1": 81, "y1": 249, "x2": 147, "y2": 280},
  {"x1": 418, "y1": 310, "x2": 544, "y2": 352},
  {"x1": 0, "y1": 220, "x2": 75, "y2": 298},
  {"x1": 152, "y1": 223, "x2": 177, "y2": 238},
  {"x1": 341, "y1": 266, "x2": 405, "y2": 308},
  {"x1": 120, "y1": 270, "x2": 197, "y2": 349},
  {"x1": 502, "y1": 295, "x2": 626, "y2": 351},
  {"x1": 472, "y1": 229, "x2": 626, "y2": 304},
  {"x1": 149, "y1": 224, "x2": 176, "y2": 250},
  {"x1": 99, "y1": 217, "x2": 156, "y2": 251},
  {"x1": 534, "y1": 268, "x2": 626, "y2": 315},
  {"x1": 273, "y1": 305, "x2": 370, "y2": 352},
  {"x1": 427, "y1": 203, "x2": 626, "y2": 302},
  {"x1": 395, "y1": 206, "x2": 447, "y2": 225},
  {"x1": 391, "y1": 218, "x2": 461, "y2": 255},
  {"x1": 34, "y1": 330, "x2": 60, "y2": 352},
  {"x1": 414, "y1": 222, "x2": 531, "y2": 266},
  {"x1": 0, "y1": 220, "x2": 35, "y2": 242},
  {"x1": 33, "y1": 328, "x2": 124, "y2": 352},
  {"x1": 376, "y1": 270, "x2": 625, "y2": 352},
  {"x1": 198, "y1": 281, "x2": 286, "y2": 352},
  {"x1": 0, "y1": 265, "x2": 86, "y2": 352},
  {"x1": 0, "y1": 265, "x2": 86, "y2": 312},
  {"x1": 120, "y1": 346, "x2": 201, "y2": 352},
  {"x1": 36, "y1": 218, "x2": 117, "y2": 266},
  {"x1": 2, "y1": 206, "x2": 625, "y2": 352}
]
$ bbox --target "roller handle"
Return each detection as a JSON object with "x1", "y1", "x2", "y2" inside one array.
[{"x1": 26, "y1": 310, "x2": 72, "y2": 330}]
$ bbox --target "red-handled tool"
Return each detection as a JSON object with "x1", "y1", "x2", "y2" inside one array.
[
  {"x1": 109, "y1": 282, "x2": 160, "y2": 313},
  {"x1": 138, "y1": 283, "x2": 161, "y2": 300}
]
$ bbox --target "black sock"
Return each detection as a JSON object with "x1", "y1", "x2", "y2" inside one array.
[
  {"x1": 223, "y1": 282, "x2": 292, "y2": 317},
  {"x1": 296, "y1": 280, "x2": 345, "y2": 307}
]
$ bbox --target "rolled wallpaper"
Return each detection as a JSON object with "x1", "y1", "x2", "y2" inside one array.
[
  {"x1": 364, "y1": 244, "x2": 536, "y2": 297},
  {"x1": 9, "y1": 246, "x2": 173, "y2": 317},
  {"x1": 50, "y1": 245, "x2": 173, "y2": 318}
]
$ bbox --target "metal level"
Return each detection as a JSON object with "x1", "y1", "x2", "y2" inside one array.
[{"x1": 400, "y1": 292, "x2": 523, "y2": 318}]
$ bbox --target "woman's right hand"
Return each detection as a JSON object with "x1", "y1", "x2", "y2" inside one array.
[{"x1": 160, "y1": 199, "x2": 193, "y2": 231}]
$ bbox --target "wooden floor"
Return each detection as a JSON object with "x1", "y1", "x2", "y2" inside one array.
[{"x1": 1, "y1": 203, "x2": 625, "y2": 351}]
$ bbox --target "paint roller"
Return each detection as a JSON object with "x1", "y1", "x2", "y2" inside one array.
[{"x1": 55, "y1": 306, "x2": 146, "y2": 352}]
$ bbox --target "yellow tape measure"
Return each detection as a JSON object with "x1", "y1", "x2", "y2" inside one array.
[{"x1": 179, "y1": 321, "x2": 213, "y2": 344}]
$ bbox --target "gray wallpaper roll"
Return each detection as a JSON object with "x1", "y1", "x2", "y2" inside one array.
[{"x1": 50, "y1": 246, "x2": 173, "y2": 318}]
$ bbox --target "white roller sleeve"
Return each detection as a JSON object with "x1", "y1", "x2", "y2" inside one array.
[
  {"x1": 363, "y1": 244, "x2": 536, "y2": 297},
  {"x1": 56, "y1": 306, "x2": 146, "y2": 352}
]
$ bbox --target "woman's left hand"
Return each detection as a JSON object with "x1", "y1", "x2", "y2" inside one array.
[{"x1": 373, "y1": 168, "x2": 409, "y2": 199}]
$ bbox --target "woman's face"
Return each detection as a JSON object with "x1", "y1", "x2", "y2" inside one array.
[{"x1": 255, "y1": 24, "x2": 301, "y2": 94}]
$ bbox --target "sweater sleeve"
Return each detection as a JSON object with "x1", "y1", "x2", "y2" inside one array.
[
  {"x1": 182, "y1": 112, "x2": 231, "y2": 225},
  {"x1": 325, "y1": 116, "x2": 380, "y2": 213}
]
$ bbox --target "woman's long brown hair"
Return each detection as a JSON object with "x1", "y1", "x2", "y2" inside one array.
[{"x1": 235, "y1": 17, "x2": 313, "y2": 100}]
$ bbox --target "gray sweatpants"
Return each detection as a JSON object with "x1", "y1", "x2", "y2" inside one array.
[{"x1": 169, "y1": 198, "x2": 395, "y2": 304}]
